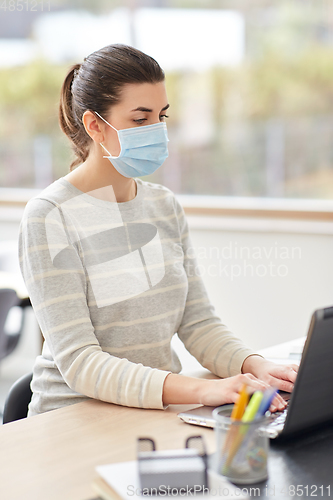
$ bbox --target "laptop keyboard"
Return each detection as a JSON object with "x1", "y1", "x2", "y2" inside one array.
[
  {"x1": 266, "y1": 398, "x2": 290, "y2": 435},
  {"x1": 269, "y1": 406, "x2": 288, "y2": 426}
]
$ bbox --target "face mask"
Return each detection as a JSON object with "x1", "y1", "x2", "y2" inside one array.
[{"x1": 95, "y1": 111, "x2": 169, "y2": 178}]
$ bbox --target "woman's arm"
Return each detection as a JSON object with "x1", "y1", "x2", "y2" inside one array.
[
  {"x1": 172, "y1": 196, "x2": 298, "y2": 396},
  {"x1": 172, "y1": 196, "x2": 259, "y2": 377},
  {"x1": 162, "y1": 372, "x2": 287, "y2": 410}
]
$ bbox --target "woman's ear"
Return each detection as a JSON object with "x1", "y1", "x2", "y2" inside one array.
[{"x1": 82, "y1": 110, "x2": 105, "y2": 142}]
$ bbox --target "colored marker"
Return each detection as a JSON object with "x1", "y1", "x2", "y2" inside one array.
[
  {"x1": 255, "y1": 387, "x2": 278, "y2": 419},
  {"x1": 220, "y1": 384, "x2": 249, "y2": 468},
  {"x1": 231, "y1": 384, "x2": 249, "y2": 421},
  {"x1": 242, "y1": 391, "x2": 264, "y2": 423}
]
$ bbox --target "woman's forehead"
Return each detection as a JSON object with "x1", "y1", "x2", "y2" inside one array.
[{"x1": 117, "y1": 81, "x2": 168, "y2": 109}]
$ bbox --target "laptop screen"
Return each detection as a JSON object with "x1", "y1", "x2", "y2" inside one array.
[{"x1": 284, "y1": 309, "x2": 333, "y2": 437}]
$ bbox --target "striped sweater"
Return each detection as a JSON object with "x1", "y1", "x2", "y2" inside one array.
[{"x1": 18, "y1": 176, "x2": 256, "y2": 417}]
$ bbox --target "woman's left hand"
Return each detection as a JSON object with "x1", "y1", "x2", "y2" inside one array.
[{"x1": 241, "y1": 355, "x2": 299, "y2": 393}]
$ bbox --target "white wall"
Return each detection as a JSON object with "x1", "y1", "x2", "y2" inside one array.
[{"x1": 187, "y1": 222, "x2": 333, "y2": 351}]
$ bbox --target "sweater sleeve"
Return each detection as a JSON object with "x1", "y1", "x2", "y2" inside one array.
[
  {"x1": 18, "y1": 198, "x2": 170, "y2": 409},
  {"x1": 172, "y1": 196, "x2": 258, "y2": 378}
]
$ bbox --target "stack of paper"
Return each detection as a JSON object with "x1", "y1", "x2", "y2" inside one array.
[{"x1": 93, "y1": 460, "x2": 249, "y2": 499}]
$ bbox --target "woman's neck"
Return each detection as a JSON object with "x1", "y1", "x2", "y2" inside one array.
[{"x1": 63, "y1": 158, "x2": 137, "y2": 203}]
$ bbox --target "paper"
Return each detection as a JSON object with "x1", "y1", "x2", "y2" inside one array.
[{"x1": 95, "y1": 460, "x2": 249, "y2": 499}]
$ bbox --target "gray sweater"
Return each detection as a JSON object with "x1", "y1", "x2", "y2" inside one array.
[{"x1": 18, "y1": 176, "x2": 255, "y2": 417}]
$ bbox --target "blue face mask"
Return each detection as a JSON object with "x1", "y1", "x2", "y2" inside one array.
[{"x1": 95, "y1": 111, "x2": 169, "y2": 178}]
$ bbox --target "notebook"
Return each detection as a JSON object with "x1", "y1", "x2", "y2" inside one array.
[
  {"x1": 178, "y1": 305, "x2": 333, "y2": 440},
  {"x1": 93, "y1": 460, "x2": 249, "y2": 499}
]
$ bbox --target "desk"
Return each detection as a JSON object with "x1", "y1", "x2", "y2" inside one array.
[{"x1": 0, "y1": 338, "x2": 332, "y2": 500}]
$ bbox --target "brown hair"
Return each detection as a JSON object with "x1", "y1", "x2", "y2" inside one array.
[{"x1": 59, "y1": 44, "x2": 165, "y2": 171}]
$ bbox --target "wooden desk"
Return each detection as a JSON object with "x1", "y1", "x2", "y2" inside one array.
[
  {"x1": 0, "y1": 400, "x2": 213, "y2": 500},
  {"x1": 1, "y1": 337, "x2": 332, "y2": 500}
]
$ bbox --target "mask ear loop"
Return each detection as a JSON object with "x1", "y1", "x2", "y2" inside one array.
[{"x1": 94, "y1": 111, "x2": 121, "y2": 159}]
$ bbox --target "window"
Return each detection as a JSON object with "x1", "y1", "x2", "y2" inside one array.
[{"x1": 1, "y1": 1, "x2": 332, "y2": 200}]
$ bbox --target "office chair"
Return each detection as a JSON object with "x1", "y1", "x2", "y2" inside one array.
[
  {"x1": 0, "y1": 242, "x2": 32, "y2": 360},
  {"x1": 2, "y1": 372, "x2": 33, "y2": 424}
]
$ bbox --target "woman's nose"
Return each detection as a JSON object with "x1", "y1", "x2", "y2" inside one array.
[{"x1": 148, "y1": 115, "x2": 162, "y2": 125}]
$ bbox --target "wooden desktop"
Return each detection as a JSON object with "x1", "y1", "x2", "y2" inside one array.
[{"x1": 0, "y1": 338, "x2": 332, "y2": 500}]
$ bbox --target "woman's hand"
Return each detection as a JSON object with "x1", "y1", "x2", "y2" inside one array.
[
  {"x1": 198, "y1": 373, "x2": 286, "y2": 411},
  {"x1": 241, "y1": 355, "x2": 299, "y2": 393}
]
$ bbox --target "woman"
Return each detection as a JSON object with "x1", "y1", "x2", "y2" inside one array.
[{"x1": 19, "y1": 44, "x2": 297, "y2": 417}]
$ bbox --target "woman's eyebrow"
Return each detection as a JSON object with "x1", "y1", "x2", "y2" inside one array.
[{"x1": 131, "y1": 104, "x2": 170, "y2": 112}]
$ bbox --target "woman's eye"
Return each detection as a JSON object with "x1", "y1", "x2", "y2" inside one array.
[
  {"x1": 133, "y1": 118, "x2": 146, "y2": 124},
  {"x1": 159, "y1": 114, "x2": 169, "y2": 121}
]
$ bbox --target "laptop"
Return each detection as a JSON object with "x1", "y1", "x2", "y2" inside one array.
[{"x1": 178, "y1": 305, "x2": 333, "y2": 440}]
